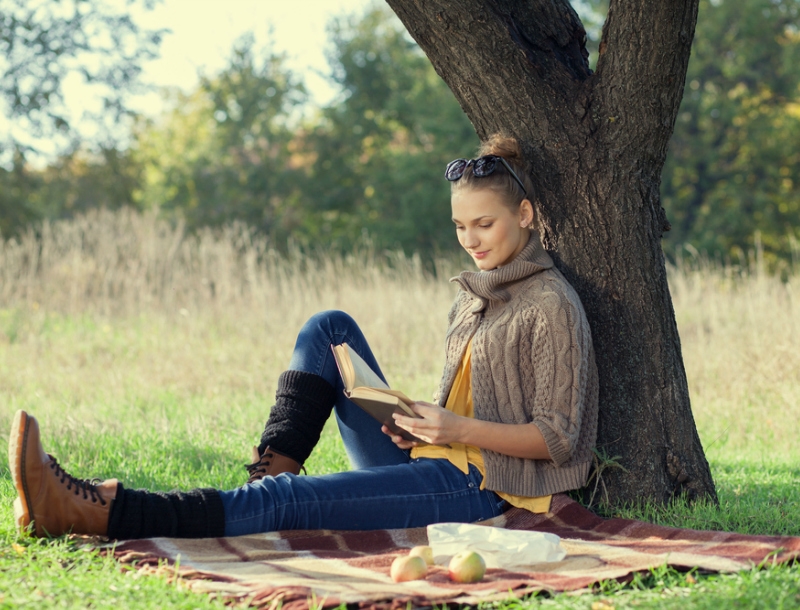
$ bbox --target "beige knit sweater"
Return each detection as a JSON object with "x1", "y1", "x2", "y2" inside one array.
[{"x1": 435, "y1": 233, "x2": 599, "y2": 497}]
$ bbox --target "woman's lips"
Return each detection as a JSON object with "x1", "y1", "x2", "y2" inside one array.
[{"x1": 472, "y1": 250, "x2": 489, "y2": 259}]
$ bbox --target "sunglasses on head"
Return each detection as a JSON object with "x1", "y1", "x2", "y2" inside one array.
[{"x1": 445, "y1": 155, "x2": 527, "y2": 198}]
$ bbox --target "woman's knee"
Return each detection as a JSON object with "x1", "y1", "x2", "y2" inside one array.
[{"x1": 300, "y1": 310, "x2": 358, "y2": 339}]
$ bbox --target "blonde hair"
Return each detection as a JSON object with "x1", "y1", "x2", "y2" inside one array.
[{"x1": 450, "y1": 134, "x2": 537, "y2": 226}]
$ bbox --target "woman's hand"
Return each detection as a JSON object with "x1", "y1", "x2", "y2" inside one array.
[
  {"x1": 391, "y1": 401, "x2": 468, "y2": 446},
  {"x1": 380, "y1": 424, "x2": 418, "y2": 449},
  {"x1": 382, "y1": 401, "x2": 553, "y2": 460}
]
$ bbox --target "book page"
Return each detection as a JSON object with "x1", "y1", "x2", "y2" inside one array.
[
  {"x1": 375, "y1": 388, "x2": 415, "y2": 407},
  {"x1": 334, "y1": 343, "x2": 389, "y2": 390},
  {"x1": 338, "y1": 345, "x2": 416, "y2": 405},
  {"x1": 332, "y1": 343, "x2": 426, "y2": 439},
  {"x1": 331, "y1": 344, "x2": 355, "y2": 391}
]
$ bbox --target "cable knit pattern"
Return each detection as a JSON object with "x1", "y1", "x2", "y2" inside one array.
[{"x1": 436, "y1": 234, "x2": 599, "y2": 497}]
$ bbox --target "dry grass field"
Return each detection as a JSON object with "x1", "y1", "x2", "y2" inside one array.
[
  {"x1": 669, "y1": 250, "x2": 799, "y2": 461},
  {"x1": 0, "y1": 209, "x2": 459, "y2": 486},
  {"x1": 1, "y1": 208, "x2": 797, "y2": 463},
  {"x1": 1, "y1": 209, "x2": 798, "y2": 609}
]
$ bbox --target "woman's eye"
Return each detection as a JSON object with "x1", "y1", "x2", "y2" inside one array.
[{"x1": 479, "y1": 223, "x2": 493, "y2": 229}]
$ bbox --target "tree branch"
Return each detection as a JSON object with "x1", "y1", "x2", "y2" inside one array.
[
  {"x1": 384, "y1": 0, "x2": 592, "y2": 141},
  {"x1": 594, "y1": 0, "x2": 699, "y2": 155},
  {"x1": 491, "y1": 0, "x2": 592, "y2": 82}
]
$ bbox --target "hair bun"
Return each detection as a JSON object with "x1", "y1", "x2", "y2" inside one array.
[{"x1": 478, "y1": 134, "x2": 523, "y2": 162}]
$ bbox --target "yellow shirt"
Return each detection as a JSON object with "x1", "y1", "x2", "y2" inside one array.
[{"x1": 411, "y1": 341, "x2": 552, "y2": 513}]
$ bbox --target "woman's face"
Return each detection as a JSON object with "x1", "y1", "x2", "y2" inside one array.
[{"x1": 451, "y1": 189, "x2": 533, "y2": 271}]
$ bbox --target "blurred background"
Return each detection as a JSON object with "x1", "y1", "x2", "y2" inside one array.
[{"x1": 1, "y1": 0, "x2": 799, "y2": 266}]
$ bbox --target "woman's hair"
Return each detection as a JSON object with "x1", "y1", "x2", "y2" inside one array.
[{"x1": 450, "y1": 134, "x2": 537, "y2": 216}]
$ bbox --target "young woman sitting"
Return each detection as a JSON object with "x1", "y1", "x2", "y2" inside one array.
[{"x1": 9, "y1": 135, "x2": 599, "y2": 539}]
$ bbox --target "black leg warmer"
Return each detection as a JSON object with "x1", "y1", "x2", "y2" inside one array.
[
  {"x1": 257, "y1": 370, "x2": 337, "y2": 465},
  {"x1": 107, "y1": 484, "x2": 226, "y2": 539}
]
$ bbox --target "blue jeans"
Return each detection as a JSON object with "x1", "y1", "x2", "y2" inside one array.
[{"x1": 220, "y1": 310, "x2": 507, "y2": 535}]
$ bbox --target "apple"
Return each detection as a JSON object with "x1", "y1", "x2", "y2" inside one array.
[
  {"x1": 390, "y1": 555, "x2": 427, "y2": 582},
  {"x1": 447, "y1": 550, "x2": 486, "y2": 583},
  {"x1": 408, "y1": 545, "x2": 435, "y2": 566}
]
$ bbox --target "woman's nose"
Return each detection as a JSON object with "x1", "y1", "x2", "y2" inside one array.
[{"x1": 462, "y1": 229, "x2": 479, "y2": 249}]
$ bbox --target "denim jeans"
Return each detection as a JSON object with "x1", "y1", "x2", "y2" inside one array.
[{"x1": 220, "y1": 310, "x2": 507, "y2": 535}]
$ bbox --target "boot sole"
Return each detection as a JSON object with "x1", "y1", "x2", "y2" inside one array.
[{"x1": 8, "y1": 410, "x2": 33, "y2": 532}]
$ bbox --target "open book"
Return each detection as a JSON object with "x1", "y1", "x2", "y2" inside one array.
[{"x1": 331, "y1": 343, "x2": 424, "y2": 443}]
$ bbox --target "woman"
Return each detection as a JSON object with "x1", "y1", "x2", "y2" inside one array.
[{"x1": 9, "y1": 135, "x2": 599, "y2": 540}]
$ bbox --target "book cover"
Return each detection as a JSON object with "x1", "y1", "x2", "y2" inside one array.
[{"x1": 331, "y1": 343, "x2": 424, "y2": 443}]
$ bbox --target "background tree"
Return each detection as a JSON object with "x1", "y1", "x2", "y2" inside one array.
[
  {"x1": 299, "y1": 5, "x2": 477, "y2": 254},
  {"x1": 661, "y1": 0, "x2": 800, "y2": 262},
  {"x1": 26, "y1": 146, "x2": 142, "y2": 221},
  {"x1": 385, "y1": 0, "x2": 715, "y2": 505},
  {"x1": 0, "y1": 150, "x2": 39, "y2": 236},
  {"x1": 132, "y1": 35, "x2": 307, "y2": 235},
  {"x1": 0, "y1": 0, "x2": 163, "y2": 235},
  {"x1": 129, "y1": 7, "x2": 478, "y2": 255}
]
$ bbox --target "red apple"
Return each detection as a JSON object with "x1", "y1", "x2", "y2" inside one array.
[
  {"x1": 448, "y1": 550, "x2": 486, "y2": 583},
  {"x1": 390, "y1": 555, "x2": 427, "y2": 582}
]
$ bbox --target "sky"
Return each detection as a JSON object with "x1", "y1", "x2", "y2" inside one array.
[
  {"x1": 125, "y1": 0, "x2": 374, "y2": 114},
  {"x1": 3, "y1": 0, "x2": 374, "y2": 164}
]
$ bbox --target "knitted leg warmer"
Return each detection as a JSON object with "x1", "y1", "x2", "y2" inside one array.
[
  {"x1": 257, "y1": 370, "x2": 337, "y2": 465},
  {"x1": 106, "y1": 484, "x2": 226, "y2": 539}
]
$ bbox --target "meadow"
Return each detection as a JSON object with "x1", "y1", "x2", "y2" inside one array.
[{"x1": 0, "y1": 209, "x2": 798, "y2": 608}]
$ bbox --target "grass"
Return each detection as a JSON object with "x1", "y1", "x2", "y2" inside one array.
[{"x1": 1, "y1": 210, "x2": 799, "y2": 608}]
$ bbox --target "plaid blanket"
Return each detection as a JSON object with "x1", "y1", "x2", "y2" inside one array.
[{"x1": 109, "y1": 494, "x2": 800, "y2": 609}]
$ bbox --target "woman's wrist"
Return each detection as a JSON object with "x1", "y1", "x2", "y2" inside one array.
[{"x1": 455, "y1": 415, "x2": 481, "y2": 446}]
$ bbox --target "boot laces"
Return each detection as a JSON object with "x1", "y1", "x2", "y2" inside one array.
[
  {"x1": 245, "y1": 451, "x2": 274, "y2": 483},
  {"x1": 48, "y1": 457, "x2": 108, "y2": 505},
  {"x1": 244, "y1": 451, "x2": 306, "y2": 484}
]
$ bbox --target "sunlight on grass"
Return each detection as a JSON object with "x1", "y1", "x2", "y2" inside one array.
[{"x1": 1, "y1": 210, "x2": 798, "y2": 609}]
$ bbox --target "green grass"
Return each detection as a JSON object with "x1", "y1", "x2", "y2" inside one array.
[
  {"x1": 1, "y1": 218, "x2": 799, "y2": 609},
  {"x1": 1, "y1": 423, "x2": 798, "y2": 609},
  {"x1": 0, "y1": 533, "x2": 228, "y2": 609},
  {"x1": 0, "y1": 414, "x2": 351, "y2": 609}
]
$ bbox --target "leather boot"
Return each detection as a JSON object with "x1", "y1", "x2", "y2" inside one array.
[
  {"x1": 8, "y1": 410, "x2": 118, "y2": 537},
  {"x1": 247, "y1": 370, "x2": 336, "y2": 484},
  {"x1": 245, "y1": 445, "x2": 305, "y2": 484}
]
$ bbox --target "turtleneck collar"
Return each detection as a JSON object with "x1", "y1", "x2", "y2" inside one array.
[{"x1": 451, "y1": 231, "x2": 554, "y2": 312}]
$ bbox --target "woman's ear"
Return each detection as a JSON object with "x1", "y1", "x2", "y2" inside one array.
[{"x1": 519, "y1": 199, "x2": 534, "y2": 228}]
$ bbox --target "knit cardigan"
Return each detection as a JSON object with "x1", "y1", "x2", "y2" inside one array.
[{"x1": 435, "y1": 234, "x2": 599, "y2": 497}]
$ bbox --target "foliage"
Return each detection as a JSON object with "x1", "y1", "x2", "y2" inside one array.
[
  {"x1": 661, "y1": 0, "x2": 800, "y2": 262},
  {"x1": 0, "y1": 0, "x2": 164, "y2": 154},
  {"x1": 0, "y1": 150, "x2": 40, "y2": 236},
  {"x1": 132, "y1": 34, "x2": 308, "y2": 235},
  {"x1": 131, "y1": 5, "x2": 476, "y2": 255},
  {"x1": 3, "y1": 0, "x2": 800, "y2": 262},
  {"x1": 0, "y1": 0, "x2": 163, "y2": 236},
  {"x1": 296, "y1": 4, "x2": 477, "y2": 254},
  {"x1": 0, "y1": 143, "x2": 144, "y2": 236},
  {"x1": 33, "y1": 146, "x2": 142, "y2": 219}
]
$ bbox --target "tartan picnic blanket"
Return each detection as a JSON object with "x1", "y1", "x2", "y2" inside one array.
[{"x1": 108, "y1": 494, "x2": 800, "y2": 609}]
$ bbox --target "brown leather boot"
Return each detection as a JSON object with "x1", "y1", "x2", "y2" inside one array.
[
  {"x1": 245, "y1": 445, "x2": 305, "y2": 484},
  {"x1": 8, "y1": 410, "x2": 119, "y2": 537}
]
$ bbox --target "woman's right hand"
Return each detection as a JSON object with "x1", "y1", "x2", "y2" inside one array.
[{"x1": 381, "y1": 424, "x2": 418, "y2": 449}]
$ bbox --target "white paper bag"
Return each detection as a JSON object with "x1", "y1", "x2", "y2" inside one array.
[{"x1": 427, "y1": 522, "x2": 566, "y2": 569}]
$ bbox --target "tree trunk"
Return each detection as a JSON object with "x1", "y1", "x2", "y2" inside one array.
[{"x1": 386, "y1": 0, "x2": 716, "y2": 506}]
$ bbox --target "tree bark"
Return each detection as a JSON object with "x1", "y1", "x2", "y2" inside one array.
[{"x1": 386, "y1": 0, "x2": 716, "y2": 505}]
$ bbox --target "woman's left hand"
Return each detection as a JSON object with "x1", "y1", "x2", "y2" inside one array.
[{"x1": 392, "y1": 401, "x2": 467, "y2": 446}]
